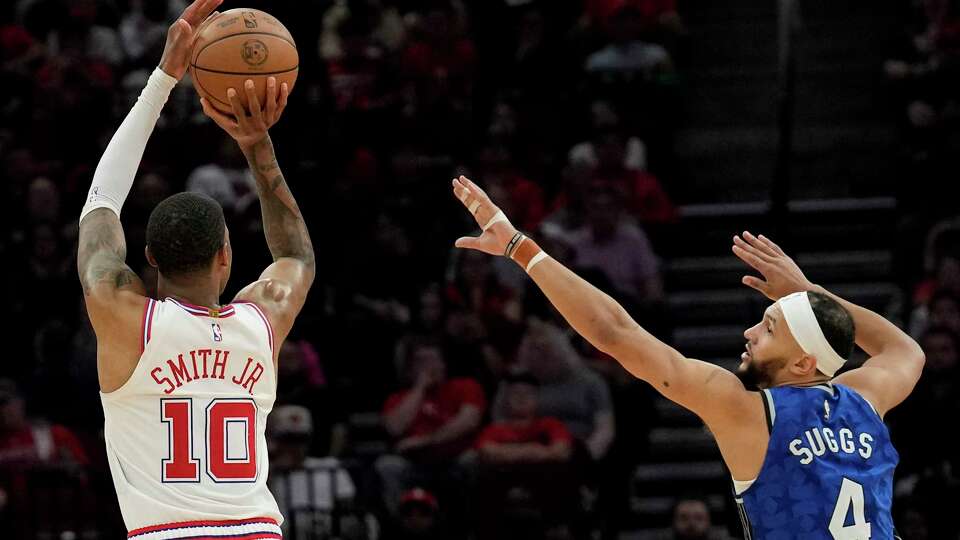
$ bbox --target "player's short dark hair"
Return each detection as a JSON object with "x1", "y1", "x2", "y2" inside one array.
[
  {"x1": 808, "y1": 291, "x2": 856, "y2": 360},
  {"x1": 146, "y1": 192, "x2": 225, "y2": 278}
]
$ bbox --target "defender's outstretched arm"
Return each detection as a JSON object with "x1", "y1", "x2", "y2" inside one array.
[{"x1": 451, "y1": 176, "x2": 756, "y2": 426}]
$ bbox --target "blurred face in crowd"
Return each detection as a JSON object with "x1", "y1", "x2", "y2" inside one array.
[
  {"x1": 738, "y1": 304, "x2": 800, "y2": 390},
  {"x1": 930, "y1": 293, "x2": 960, "y2": 333},
  {"x1": 594, "y1": 132, "x2": 626, "y2": 171},
  {"x1": 277, "y1": 342, "x2": 305, "y2": 379},
  {"x1": 921, "y1": 330, "x2": 958, "y2": 372},
  {"x1": 134, "y1": 173, "x2": 172, "y2": 211},
  {"x1": 936, "y1": 256, "x2": 960, "y2": 293},
  {"x1": 418, "y1": 285, "x2": 445, "y2": 329},
  {"x1": 519, "y1": 323, "x2": 574, "y2": 381},
  {"x1": 672, "y1": 499, "x2": 711, "y2": 540},
  {"x1": 30, "y1": 224, "x2": 59, "y2": 263},
  {"x1": 411, "y1": 345, "x2": 446, "y2": 387},
  {"x1": 585, "y1": 191, "x2": 622, "y2": 240},
  {"x1": 28, "y1": 177, "x2": 60, "y2": 224},
  {"x1": 899, "y1": 508, "x2": 929, "y2": 540},
  {"x1": 505, "y1": 381, "x2": 538, "y2": 421},
  {"x1": 400, "y1": 504, "x2": 437, "y2": 536},
  {"x1": 0, "y1": 383, "x2": 26, "y2": 432},
  {"x1": 459, "y1": 249, "x2": 492, "y2": 288}
]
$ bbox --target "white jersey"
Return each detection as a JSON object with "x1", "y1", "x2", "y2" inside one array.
[{"x1": 101, "y1": 297, "x2": 284, "y2": 539}]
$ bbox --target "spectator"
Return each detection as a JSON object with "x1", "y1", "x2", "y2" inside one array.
[
  {"x1": 569, "y1": 100, "x2": 648, "y2": 172},
  {"x1": 910, "y1": 289, "x2": 960, "y2": 338},
  {"x1": 585, "y1": 7, "x2": 672, "y2": 79},
  {"x1": 505, "y1": 320, "x2": 616, "y2": 462},
  {"x1": 0, "y1": 378, "x2": 90, "y2": 537},
  {"x1": 474, "y1": 370, "x2": 577, "y2": 539},
  {"x1": 383, "y1": 487, "x2": 444, "y2": 540},
  {"x1": 376, "y1": 338, "x2": 486, "y2": 515},
  {"x1": 894, "y1": 502, "x2": 931, "y2": 540},
  {"x1": 476, "y1": 371, "x2": 573, "y2": 465},
  {"x1": 276, "y1": 340, "x2": 347, "y2": 457},
  {"x1": 669, "y1": 496, "x2": 715, "y2": 540},
  {"x1": 267, "y1": 405, "x2": 366, "y2": 540},
  {"x1": 889, "y1": 326, "x2": 960, "y2": 475},
  {"x1": 569, "y1": 188, "x2": 664, "y2": 305}
]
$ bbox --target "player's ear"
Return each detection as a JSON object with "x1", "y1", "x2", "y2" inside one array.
[
  {"x1": 792, "y1": 354, "x2": 820, "y2": 378},
  {"x1": 145, "y1": 245, "x2": 159, "y2": 268}
]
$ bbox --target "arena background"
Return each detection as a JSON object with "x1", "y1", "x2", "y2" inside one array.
[{"x1": 1, "y1": 0, "x2": 957, "y2": 538}]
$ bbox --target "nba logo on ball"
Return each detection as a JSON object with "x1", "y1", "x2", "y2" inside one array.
[
  {"x1": 241, "y1": 40, "x2": 268, "y2": 67},
  {"x1": 242, "y1": 11, "x2": 257, "y2": 28},
  {"x1": 212, "y1": 323, "x2": 223, "y2": 342}
]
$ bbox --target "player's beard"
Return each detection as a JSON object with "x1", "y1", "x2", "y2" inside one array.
[{"x1": 736, "y1": 355, "x2": 786, "y2": 391}]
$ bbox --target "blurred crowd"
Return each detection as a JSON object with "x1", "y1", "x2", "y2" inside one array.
[
  {"x1": 883, "y1": 4, "x2": 960, "y2": 540},
  {"x1": 0, "y1": 0, "x2": 956, "y2": 539}
]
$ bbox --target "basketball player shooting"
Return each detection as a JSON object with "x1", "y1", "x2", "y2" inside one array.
[
  {"x1": 452, "y1": 176, "x2": 923, "y2": 539},
  {"x1": 76, "y1": 0, "x2": 314, "y2": 537}
]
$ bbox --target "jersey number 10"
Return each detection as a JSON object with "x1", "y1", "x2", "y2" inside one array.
[
  {"x1": 161, "y1": 398, "x2": 259, "y2": 483},
  {"x1": 830, "y1": 477, "x2": 872, "y2": 539}
]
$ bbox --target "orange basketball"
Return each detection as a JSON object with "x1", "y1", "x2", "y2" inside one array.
[{"x1": 189, "y1": 8, "x2": 298, "y2": 114}]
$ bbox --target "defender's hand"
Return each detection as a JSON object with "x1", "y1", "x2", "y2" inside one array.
[
  {"x1": 158, "y1": 0, "x2": 222, "y2": 80},
  {"x1": 200, "y1": 77, "x2": 290, "y2": 151},
  {"x1": 451, "y1": 175, "x2": 518, "y2": 256},
  {"x1": 732, "y1": 231, "x2": 814, "y2": 300}
]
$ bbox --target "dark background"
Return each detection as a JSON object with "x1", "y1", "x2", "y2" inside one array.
[{"x1": 0, "y1": 0, "x2": 957, "y2": 538}]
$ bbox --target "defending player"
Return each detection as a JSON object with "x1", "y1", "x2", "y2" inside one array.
[
  {"x1": 76, "y1": 0, "x2": 314, "y2": 537},
  {"x1": 451, "y1": 175, "x2": 923, "y2": 539}
]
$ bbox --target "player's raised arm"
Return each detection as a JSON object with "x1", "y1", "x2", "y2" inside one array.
[
  {"x1": 732, "y1": 231, "x2": 925, "y2": 417},
  {"x1": 78, "y1": 0, "x2": 222, "y2": 335},
  {"x1": 451, "y1": 176, "x2": 757, "y2": 426},
  {"x1": 202, "y1": 78, "x2": 315, "y2": 348}
]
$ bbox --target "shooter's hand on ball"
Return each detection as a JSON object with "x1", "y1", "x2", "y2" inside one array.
[
  {"x1": 158, "y1": 0, "x2": 222, "y2": 80},
  {"x1": 451, "y1": 175, "x2": 520, "y2": 256},
  {"x1": 201, "y1": 77, "x2": 290, "y2": 151},
  {"x1": 732, "y1": 231, "x2": 814, "y2": 301}
]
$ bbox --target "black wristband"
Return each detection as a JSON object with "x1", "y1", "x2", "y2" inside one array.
[{"x1": 505, "y1": 232, "x2": 524, "y2": 258}]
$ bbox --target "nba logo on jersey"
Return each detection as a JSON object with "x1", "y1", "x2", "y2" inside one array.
[{"x1": 212, "y1": 323, "x2": 223, "y2": 342}]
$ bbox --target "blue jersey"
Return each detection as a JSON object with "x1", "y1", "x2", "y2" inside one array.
[{"x1": 736, "y1": 383, "x2": 899, "y2": 539}]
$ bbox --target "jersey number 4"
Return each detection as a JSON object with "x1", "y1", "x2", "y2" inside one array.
[
  {"x1": 829, "y1": 477, "x2": 872, "y2": 539},
  {"x1": 161, "y1": 398, "x2": 258, "y2": 483}
]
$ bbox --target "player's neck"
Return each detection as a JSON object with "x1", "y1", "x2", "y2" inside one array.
[
  {"x1": 158, "y1": 275, "x2": 222, "y2": 309},
  {"x1": 772, "y1": 376, "x2": 832, "y2": 389}
]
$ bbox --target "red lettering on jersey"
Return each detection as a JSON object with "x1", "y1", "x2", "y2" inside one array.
[
  {"x1": 241, "y1": 361, "x2": 264, "y2": 395},
  {"x1": 189, "y1": 350, "x2": 200, "y2": 380},
  {"x1": 211, "y1": 350, "x2": 228, "y2": 379},
  {"x1": 167, "y1": 354, "x2": 194, "y2": 387},
  {"x1": 151, "y1": 367, "x2": 176, "y2": 394},
  {"x1": 198, "y1": 348, "x2": 212, "y2": 378},
  {"x1": 232, "y1": 357, "x2": 252, "y2": 386}
]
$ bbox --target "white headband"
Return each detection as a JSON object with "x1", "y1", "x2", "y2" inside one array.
[{"x1": 777, "y1": 291, "x2": 847, "y2": 377}]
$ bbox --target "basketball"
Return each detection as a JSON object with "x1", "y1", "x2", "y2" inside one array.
[{"x1": 189, "y1": 8, "x2": 298, "y2": 113}]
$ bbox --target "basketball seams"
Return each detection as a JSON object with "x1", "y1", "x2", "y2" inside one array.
[
  {"x1": 194, "y1": 31, "x2": 297, "y2": 63},
  {"x1": 191, "y1": 65, "x2": 299, "y2": 77},
  {"x1": 190, "y1": 69, "x2": 232, "y2": 108}
]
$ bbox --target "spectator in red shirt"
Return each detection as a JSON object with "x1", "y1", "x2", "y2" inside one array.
[
  {"x1": 584, "y1": 0, "x2": 684, "y2": 42},
  {"x1": 0, "y1": 378, "x2": 90, "y2": 536},
  {"x1": 376, "y1": 338, "x2": 486, "y2": 516},
  {"x1": 474, "y1": 371, "x2": 577, "y2": 540},
  {"x1": 0, "y1": 379, "x2": 89, "y2": 471},
  {"x1": 476, "y1": 371, "x2": 572, "y2": 465}
]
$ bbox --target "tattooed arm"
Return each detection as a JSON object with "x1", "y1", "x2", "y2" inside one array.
[
  {"x1": 77, "y1": 209, "x2": 150, "y2": 392},
  {"x1": 201, "y1": 77, "x2": 314, "y2": 352},
  {"x1": 78, "y1": 210, "x2": 147, "y2": 297}
]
